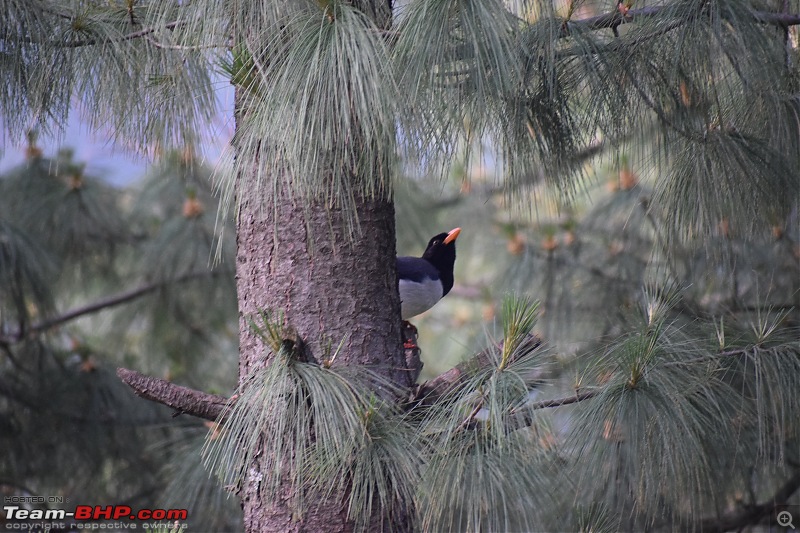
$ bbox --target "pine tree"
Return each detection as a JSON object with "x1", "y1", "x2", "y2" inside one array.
[{"x1": 2, "y1": 1, "x2": 800, "y2": 532}]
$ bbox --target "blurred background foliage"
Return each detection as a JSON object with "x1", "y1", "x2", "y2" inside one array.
[
  {"x1": 0, "y1": 143, "x2": 241, "y2": 530},
  {"x1": 399, "y1": 150, "x2": 799, "y2": 378},
  {"x1": 2, "y1": 129, "x2": 796, "y2": 530}
]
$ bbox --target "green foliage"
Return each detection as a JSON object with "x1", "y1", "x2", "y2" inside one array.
[
  {"x1": 656, "y1": 130, "x2": 798, "y2": 241},
  {"x1": 0, "y1": 148, "x2": 128, "y2": 263},
  {"x1": 318, "y1": 393, "x2": 421, "y2": 531},
  {"x1": 3, "y1": 0, "x2": 799, "y2": 242},
  {"x1": 393, "y1": 0, "x2": 521, "y2": 157},
  {"x1": 571, "y1": 309, "x2": 734, "y2": 526},
  {"x1": 561, "y1": 288, "x2": 800, "y2": 529},
  {"x1": 500, "y1": 293, "x2": 540, "y2": 368},
  {"x1": 205, "y1": 310, "x2": 412, "y2": 523},
  {"x1": 414, "y1": 295, "x2": 556, "y2": 531},
  {"x1": 393, "y1": 164, "x2": 799, "y2": 530},
  {"x1": 218, "y1": 1, "x2": 400, "y2": 235},
  {"x1": 1, "y1": 0, "x2": 216, "y2": 150},
  {"x1": 0, "y1": 337, "x2": 173, "y2": 504},
  {"x1": 0, "y1": 220, "x2": 55, "y2": 324},
  {"x1": 712, "y1": 314, "x2": 800, "y2": 461},
  {"x1": 204, "y1": 298, "x2": 556, "y2": 531},
  {"x1": 0, "y1": 148, "x2": 240, "y2": 528},
  {"x1": 418, "y1": 429, "x2": 553, "y2": 532},
  {"x1": 157, "y1": 427, "x2": 242, "y2": 530}
]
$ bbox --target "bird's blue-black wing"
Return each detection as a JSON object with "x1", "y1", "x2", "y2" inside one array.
[{"x1": 396, "y1": 256, "x2": 440, "y2": 283}]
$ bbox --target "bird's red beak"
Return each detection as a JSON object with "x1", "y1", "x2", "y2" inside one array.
[{"x1": 443, "y1": 227, "x2": 461, "y2": 245}]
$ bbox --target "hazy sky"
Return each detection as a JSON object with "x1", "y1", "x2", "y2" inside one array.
[{"x1": 1, "y1": 85, "x2": 235, "y2": 188}]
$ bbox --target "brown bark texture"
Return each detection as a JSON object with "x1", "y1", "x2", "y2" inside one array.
[
  {"x1": 234, "y1": 2, "x2": 402, "y2": 529},
  {"x1": 235, "y1": 194, "x2": 411, "y2": 532},
  {"x1": 116, "y1": 367, "x2": 229, "y2": 420}
]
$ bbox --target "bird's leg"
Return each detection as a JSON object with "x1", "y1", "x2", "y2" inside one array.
[{"x1": 402, "y1": 320, "x2": 418, "y2": 349}]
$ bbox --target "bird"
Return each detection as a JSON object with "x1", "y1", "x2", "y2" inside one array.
[{"x1": 397, "y1": 227, "x2": 461, "y2": 323}]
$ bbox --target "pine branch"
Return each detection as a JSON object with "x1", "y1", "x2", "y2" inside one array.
[
  {"x1": 563, "y1": 5, "x2": 665, "y2": 36},
  {"x1": 563, "y1": 5, "x2": 800, "y2": 37},
  {"x1": 14, "y1": 5, "x2": 800, "y2": 53},
  {"x1": 411, "y1": 332, "x2": 601, "y2": 434},
  {"x1": 527, "y1": 388, "x2": 600, "y2": 409},
  {"x1": 116, "y1": 368, "x2": 229, "y2": 422},
  {"x1": 120, "y1": 330, "x2": 589, "y2": 425},
  {"x1": 699, "y1": 470, "x2": 800, "y2": 533},
  {"x1": 554, "y1": 5, "x2": 800, "y2": 62},
  {"x1": 3, "y1": 11, "x2": 183, "y2": 48},
  {"x1": 478, "y1": 386, "x2": 600, "y2": 431},
  {"x1": 751, "y1": 10, "x2": 800, "y2": 26},
  {"x1": 121, "y1": 324, "x2": 418, "y2": 422},
  {"x1": 58, "y1": 20, "x2": 184, "y2": 48},
  {"x1": 0, "y1": 270, "x2": 231, "y2": 345},
  {"x1": 412, "y1": 333, "x2": 542, "y2": 405}
]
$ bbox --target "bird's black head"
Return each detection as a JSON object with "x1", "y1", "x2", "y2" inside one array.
[{"x1": 422, "y1": 228, "x2": 460, "y2": 293}]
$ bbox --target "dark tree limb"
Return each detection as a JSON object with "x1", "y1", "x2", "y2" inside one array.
[
  {"x1": 118, "y1": 324, "x2": 420, "y2": 423},
  {"x1": 116, "y1": 368, "x2": 229, "y2": 422},
  {"x1": 0, "y1": 270, "x2": 230, "y2": 345},
  {"x1": 118, "y1": 330, "x2": 597, "y2": 427},
  {"x1": 699, "y1": 470, "x2": 800, "y2": 533}
]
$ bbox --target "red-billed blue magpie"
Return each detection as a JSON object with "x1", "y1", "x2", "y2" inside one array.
[{"x1": 397, "y1": 228, "x2": 461, "y2": 320}]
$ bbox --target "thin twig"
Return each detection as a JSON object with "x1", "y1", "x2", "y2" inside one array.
[
  {"x1": 528, "y1": 388, "x2": 600, "y2": 409},
  {"x1": 144, "y1": 34, "x2": 227, "y2": 51},
  {"x1": 456, "y1": 401, "x2": 485, "y2": 432},
  {"x1": 505, "y1": 389, "x2": 600, "y2": 431},
  {"x1": 662, "y1": 347, "x2": 751, "y2": 367},
  {"x1": 5, "y1": 17, "x2": 183, "y2": 49}
]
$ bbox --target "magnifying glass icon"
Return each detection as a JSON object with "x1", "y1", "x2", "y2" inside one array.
[{"x1": 778, "y1": 511, "x2": 796, "y2": 530}]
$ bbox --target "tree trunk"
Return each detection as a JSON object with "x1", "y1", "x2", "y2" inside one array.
[
  {"x1": 235, "y1": 192, "x2": 411, "y2": 532},
  {"x1": 234, "y1": 2, "x2": 400, "y2": 529}
]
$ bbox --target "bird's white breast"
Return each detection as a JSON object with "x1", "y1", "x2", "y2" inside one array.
[{"x1": 399, "y1": 278, "x2": 444, "y2": 320}]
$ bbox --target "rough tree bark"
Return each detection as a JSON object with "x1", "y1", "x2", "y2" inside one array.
[
  {"x1": 233, "y1": 5, "x2": 404, "y2": 530},
  {"x1": 235, "y1": 194, "x2": 410, "y2": 532},
  {"x1": 231, "y1": 2, "x2": 408, "y2": 530}
]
